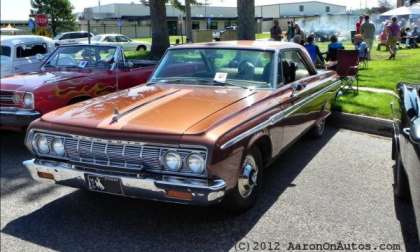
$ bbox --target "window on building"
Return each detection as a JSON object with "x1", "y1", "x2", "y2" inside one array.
[
  {"x1": 210, "y1": 21, "x2": 218, "y2": 30},
  {"x1": 299, "y1": 5, "x2": 304, "y2": 12},
  {"x1": 192, "y1": 21, "x2": 200, "y2": 30},
  {"x1": 326, "y1": 6, "x2": 330, "y2": 13}
]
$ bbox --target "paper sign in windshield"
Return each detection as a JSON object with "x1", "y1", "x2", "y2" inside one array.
[
  {"x1": 78, "y1": 60, "x2": 88, "y2": 68},
  {"x1": 214, "y1": 72, "x2": 227, "y2": 83}
]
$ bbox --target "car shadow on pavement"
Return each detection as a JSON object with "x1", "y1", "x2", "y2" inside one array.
[
  {"x1": 0, "y1": 131, "x2": 40, "y2": 198},
  {"x1": 2, "y1": 127, "x2": 340, "y2": 251},
  {"x1": 394, "y1": 195, "x2": 420, "y2": 251}
]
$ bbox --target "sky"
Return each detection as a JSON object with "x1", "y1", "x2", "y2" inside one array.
[{"x1": 1, "y1": 0, "x2": 396, "y2": 21}]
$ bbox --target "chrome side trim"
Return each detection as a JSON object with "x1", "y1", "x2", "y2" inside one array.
[{"x1": 220, "y1": 80, "x2": 342, "y2": 150}]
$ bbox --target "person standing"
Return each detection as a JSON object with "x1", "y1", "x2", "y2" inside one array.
[
  {"x1": 287, "y1": 21, "x2": 295, "y2": 41},
  {"x1": 356, "y1": 16, "x2": 364, "y2": 34},
  {"x1": 387, "y1": 17, "x2": 401, "y2": 60},
  {"x1": 360, "y1": 15, "x2": 375, "y2": 59},
  {"x1": 270, "y1": 20, "x2": 283, "y2": 41}
]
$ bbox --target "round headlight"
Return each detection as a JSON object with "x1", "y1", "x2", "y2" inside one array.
[
  {"x1": 187, "y1": 153, "x2": 205, "y2": 174},
  {"x1": 36, "y1": 135, "x2": 50, "y2": 154},
  {"x1": 163, "y1": 151, "x2": 182, "y2": 171},
  {"x1": 52, "y1": 138, "x2": 65, "y2": 156},
  {"x1": 12, "y1": 93, "x2": 22, "y2": 104},
  {"x1": 23, "y1": 93, "x2": 34, "y2": 109}
]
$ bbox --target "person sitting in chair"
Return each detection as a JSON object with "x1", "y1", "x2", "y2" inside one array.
[
  {"x1": 326, "y1": 35, "x2": 344, "y2": 62},
  {"x1": 354, "y1": 34, "x2": 368, "y2": 61},
  {"x1": 304, "y1": 35, "x2": 324, "y2": 67}
]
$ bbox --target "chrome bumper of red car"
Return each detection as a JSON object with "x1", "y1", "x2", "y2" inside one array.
[
  {"x1": 23, "y1": 159, "x2": 226, "y2": 205},
  {"x1": 0, "y1": 108, "x2": 40, "y2": 128}
]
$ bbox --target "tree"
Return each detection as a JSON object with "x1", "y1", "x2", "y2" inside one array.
[
  {"x1": 31, "y1": 0, "x2": 76, "y2": 36},
  {"x1": 148, "y1": 0, "x2": 170, "y2": 59},
  {"x1": 237, "y1": 0, "x2": 255, "y2": 40}
]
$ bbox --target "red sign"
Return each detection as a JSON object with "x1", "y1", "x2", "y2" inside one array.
[{"x1": 35, "y1": 14, "x2": 48, "y2": 27}]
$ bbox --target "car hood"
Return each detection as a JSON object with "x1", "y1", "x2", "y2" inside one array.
[
  {"x1": 41, "y1": 84, "x2": 268, "y2": 136},
  {"x1": 0, "y1": 70, "x2": 88, "y2": 92}
]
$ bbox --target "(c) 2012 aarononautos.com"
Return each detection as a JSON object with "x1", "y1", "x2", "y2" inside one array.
[{"x1": 23, "y1": 41, "x2": 343, "y2": 212}]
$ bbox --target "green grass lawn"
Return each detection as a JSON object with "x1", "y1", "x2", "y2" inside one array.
[
  {"x1": 332, "y1": 91, "x2": 400, "y2": 119},
  {"x1": 133, "y1": 36, "x2": 186, "y2": 45}
]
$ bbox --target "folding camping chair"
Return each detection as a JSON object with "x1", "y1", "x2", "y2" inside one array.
[
  {"x1": 336, "y1": 49, "x2": 359, "y2": 93},
  {"x1": 359, "y1": 47, "x2": 369, "y2": 69}
]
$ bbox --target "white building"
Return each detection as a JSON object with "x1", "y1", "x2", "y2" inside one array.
[{"x1": 78, "y1": 0, "x2": 347, "y2": 37}]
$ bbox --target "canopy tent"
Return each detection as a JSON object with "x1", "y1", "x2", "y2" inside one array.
[
  {"x1": 380, "y1": 4, "x2": 420, "y2": 17},
  {"x1": 380, "y1": 4, "x2": 420, "y2": 28},
  {"x1": 0, "y1": 24, "x2": 21, "y2": 33}
]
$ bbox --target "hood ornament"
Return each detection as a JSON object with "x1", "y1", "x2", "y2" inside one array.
[{"x1": 110, "y1": 107, "x2": 120, "y2": 124}]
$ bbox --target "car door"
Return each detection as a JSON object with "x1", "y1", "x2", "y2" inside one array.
[
  {"x1": 116, "y1": 36, "x2": 134, "y2": 51},
  {"x1": 274, "y1": 49, "x2": 336, "y2": 152},
  {"x1": 13, "y1": 42, "x2": 48, "y2": 74},
  {"x1": 114, "y1": 49, "x2": 152, "y2": 90},
  {"x1": 399, "y1": 87, "x2": 420, "y2": 219}
]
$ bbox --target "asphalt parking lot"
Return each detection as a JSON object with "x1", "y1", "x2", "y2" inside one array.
[{"x1": 1, "y1": 127, "x2": 419, "y2": 252}]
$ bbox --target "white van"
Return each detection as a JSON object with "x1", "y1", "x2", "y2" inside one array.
[{"x1": 53, "y1": 31, "x2": 94, "y2": 46}]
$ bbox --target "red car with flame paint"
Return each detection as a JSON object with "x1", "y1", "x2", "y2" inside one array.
[{"x1": 0, "y1": 44, "x2": 155, "y2": 130}]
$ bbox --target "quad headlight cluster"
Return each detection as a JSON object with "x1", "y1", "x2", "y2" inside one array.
[
  {"x1": 12, "y1": 92, "x2": 34, "y2": 109},
  {"x1": 161, "y1": 151, "x2": 206, "y2": 174},
  {"x1": 30, "y1": 133, "x2": 66, "y2": 157}
]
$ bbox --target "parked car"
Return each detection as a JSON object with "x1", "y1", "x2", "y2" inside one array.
[
  {"x1": 1, "y1": 35, "x2": 55, "y2": 78},
  {"x1": 213, "y1": 26, "x2": 237, "y2": 41},
  {"x1": 23, "y1": 41, "x2": 342, "y2": 212},
  {"x1": 392, "y1": 82, "x2": 420, "y2": 237},
  {"x1": 91, "y1": 34, "x2": 150, "y2": 52},
  {"x1": 0, "y1": 44, "x2": 156, "y2": 131},
  {"x1": 53, "y1": 31, "x2": 94, "y2": 46}
]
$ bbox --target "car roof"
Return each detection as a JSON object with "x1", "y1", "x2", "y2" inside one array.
[
  {"x1": 94, "y1": 34, "x2": 126, "y2": 37},
  {"x1": 0, "y1": 35, "x2": 53, "y2": 46},
  {"x1": 171, "y1": 40, "x2": 302, "y2": 51}
]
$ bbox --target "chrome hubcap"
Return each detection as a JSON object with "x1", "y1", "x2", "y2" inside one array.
[{"x1": 238, "y1": 155, "x2": 258, "y2": 198}]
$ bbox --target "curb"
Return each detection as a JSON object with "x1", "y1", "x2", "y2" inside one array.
[{"x1": 329, "y1": 112, "x2": 393, "y2": 137}]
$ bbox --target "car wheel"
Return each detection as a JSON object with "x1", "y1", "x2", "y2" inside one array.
[
  {"x1": 394, "y1": 153, "x2": 410, "y2": 200},
  {"x1": 137, "y1": 45, "x2": 146, "y2": 52},
  {"x1": 223, "y1": 147, "x2": 262, "y2": 213},
  {"x1": 309, "y1": 118, "x2": 326, "y2": 138}
]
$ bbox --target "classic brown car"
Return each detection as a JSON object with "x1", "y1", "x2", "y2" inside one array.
[{"x1": 23, "y1": 41, "x2": 342, "y2": 212}]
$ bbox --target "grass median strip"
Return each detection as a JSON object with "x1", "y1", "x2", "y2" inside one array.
[{"x1": 332, "y1": 90, "x2": 400, "y2": 119}]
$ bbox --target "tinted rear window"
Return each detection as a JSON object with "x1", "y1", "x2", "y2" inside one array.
[
  {"x1": 1, "y1": 46, "x2": 11, "y2": 57},
  {"x1": 16, "y1": 43, "x2": 48, "y2": 58}
]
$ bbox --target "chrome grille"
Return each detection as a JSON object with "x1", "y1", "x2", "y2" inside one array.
[
  {"x1": 57, "y1": 134, "x2": 207, "y2": 174},
  {"x1": 0, "y1": 91, "x2": 15, "y2": 106}
]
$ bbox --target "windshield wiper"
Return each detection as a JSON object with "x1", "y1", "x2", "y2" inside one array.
[{"x1": 208, "y1": 79, "x2": 251, "y2": 90}]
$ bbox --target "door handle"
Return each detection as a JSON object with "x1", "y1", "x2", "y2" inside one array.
[
  {"x1": 290, "y1": 83, "x2": 305, "y2": 97},
  {"x1": 402, "y1": 128, "x2": 411, "y2": 136}
]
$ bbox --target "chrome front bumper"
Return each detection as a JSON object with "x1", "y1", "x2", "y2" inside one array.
[
  {"x1": 0, "y1": 108, "x2": 40, "y2": 127},
  {"x1": 23, "y1": 159, "x2": 226, "y2": 205}
]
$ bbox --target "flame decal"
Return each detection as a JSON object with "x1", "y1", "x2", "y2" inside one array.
[{"x1": 54, "y1": 82, "x2": 114, "y2": 98}]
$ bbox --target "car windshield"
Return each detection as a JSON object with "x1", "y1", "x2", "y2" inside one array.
[
  {"x1": 44, "y1": 45, "x2": 117, "y2": 69},
  {"x1": 150, "y1": 48, "x2": 274, "y2": 89},
  {"x1": 1, "y1": 46, "x2": 11, "y2": 57}
]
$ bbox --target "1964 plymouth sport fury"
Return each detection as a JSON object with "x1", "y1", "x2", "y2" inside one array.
[
  {"x1": 23, "y1": 41, "x2": 342, "y2": 212},
  {"x1": 0, "y1": 44, "x2": 155, "y2": 130}
]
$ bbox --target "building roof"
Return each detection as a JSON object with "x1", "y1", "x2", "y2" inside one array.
[{"x1": 170, "y1": 40, "x2": 303, "y2": 51}]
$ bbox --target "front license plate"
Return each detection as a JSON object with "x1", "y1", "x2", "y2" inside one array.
[{"x1": 86, "y1": 174, "x2": 123, "y2": 195}]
